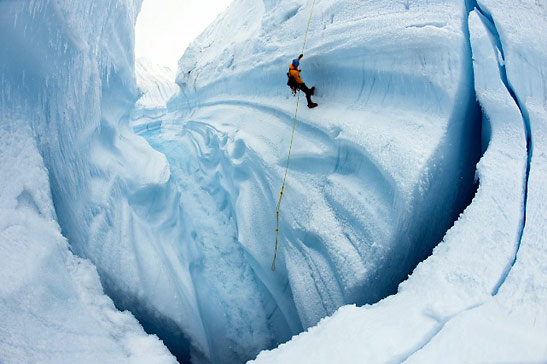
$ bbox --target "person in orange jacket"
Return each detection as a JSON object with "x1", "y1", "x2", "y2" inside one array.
[{"x1": 287, "y1": 54, "x2": 317, "y2": 108}]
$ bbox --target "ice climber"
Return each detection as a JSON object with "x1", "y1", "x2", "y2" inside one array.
[{"x1": 287, "y1": 54, "x2": 318, "y2": 108}]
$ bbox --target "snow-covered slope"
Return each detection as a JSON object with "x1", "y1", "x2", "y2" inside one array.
[
  {"x1": 0, "y1": 122, "x2": 174, "y2": 363},
  {"x1": 0, "y1": 1, "x2": 175, "y2": 363}
]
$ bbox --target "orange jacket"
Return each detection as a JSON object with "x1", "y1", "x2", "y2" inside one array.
[{"x1": 288, "y1": 64, "x2": 303, "y2": 84}]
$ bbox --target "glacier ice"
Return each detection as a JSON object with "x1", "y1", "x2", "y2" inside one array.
[
  {"x1": 132, "y1": 57, "x2": 178, "y2": 129},
  {"x1": 137, "y1": 0, "x2": 482, "y2": 361},
  {"x1": 252, "y1": 1, "x2": 547, "y2": 363},
  {"x1": 1, "y1": 0, "x2": 546, "y2": 363},
  {"x1": 0, "y1": 0, "x2": 175, "y2": 363}
]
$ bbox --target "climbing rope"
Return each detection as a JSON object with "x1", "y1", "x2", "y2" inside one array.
[
  {"x1": 300, "y1": 0, "x2": 317, "y2": 55},
  {"x1": 272, "y1": 92, "x2": 300, "y2": 271},
  {"x1": 272, "y1": 0, "x2": 317, "y2": 272}
]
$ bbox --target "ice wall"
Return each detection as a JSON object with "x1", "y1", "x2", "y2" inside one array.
[
  {"x1": 252, "y1": 1, "x2": 547, "y2": 362},
  {"x1": 134, "y1": 0, "x2": 480, "y2": 361},
  {"x1": 0, "y1": 1, "x2": 176, "y2": 362},
  {"x1": 173, "y1": 0, "x2": 480, "y2": 314},
  {"x1": 3, "y1": 0, "x2": 541, "y2": 362},
  {"x1": 132, "y1": 57, "x2": 178, "y2": 130}
]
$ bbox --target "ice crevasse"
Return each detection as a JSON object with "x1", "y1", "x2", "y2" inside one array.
[
  {"x1": 1, "y1": 0, "x2": 546, "y2": 363},
  {"x1": 139, "y1": 0, "x2": 481, "y2": 361}
]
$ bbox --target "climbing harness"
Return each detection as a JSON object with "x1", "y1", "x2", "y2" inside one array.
[
  {"x1": 272, "y1": 0, "x2": 317, "y2": 272},
  {"x1": 287, "y1": 72, "x2": 298, "y2": 95}
]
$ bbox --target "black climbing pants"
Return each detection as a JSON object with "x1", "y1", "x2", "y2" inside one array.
[{"x1": 297, "y1": 83, "x2": 314, "y2": 106}]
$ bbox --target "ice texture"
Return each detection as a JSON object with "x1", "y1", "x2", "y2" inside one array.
[
  {"x1": 252, "y1": 1, "x2": 547, "y2": 363},
  {"x1": 136, "y1": 0, "x2": 483, "y2": 361},
  {"x1": 0, "y1": 0, "x2": 175, "y2": 363},
  {"x1": 132, "y1": 57, "x2": 178, "y2": 130},
  {"x1": 1, "y1": 0, "x2": 545, "y2": 363}
]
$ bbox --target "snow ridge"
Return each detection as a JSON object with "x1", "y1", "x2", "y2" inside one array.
[{"x1": 470, "y1": 3, "x2": 533, "y2": 297}]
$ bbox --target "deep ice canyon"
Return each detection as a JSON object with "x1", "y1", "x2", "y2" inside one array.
[{"x1": 0, "y1": 0, "x2": 546, "y2": 364}]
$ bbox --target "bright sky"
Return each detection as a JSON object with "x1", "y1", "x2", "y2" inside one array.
[{"x1": 135, "y1": 0, "x2": 233, "y2": 71}]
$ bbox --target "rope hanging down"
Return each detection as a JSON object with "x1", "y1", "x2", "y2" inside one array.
[{"x1": 272, "y1": 0, "x2": 317, "y2": 272}]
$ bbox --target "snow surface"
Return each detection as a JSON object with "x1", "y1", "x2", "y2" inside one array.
[{"x1": 0, "y1": 123, "x2": 174, "y2": 364}]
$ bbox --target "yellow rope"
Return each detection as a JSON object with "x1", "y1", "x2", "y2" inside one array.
[
  {"x1": 272, "y1": 92, "x2": 300, "y2": 271},
  {"x1": 272, "y1": 0, "x2": 317, "y2": 272},
  {"x1": 301, "y1": 0, "x2": 317, "y2": 55}
]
